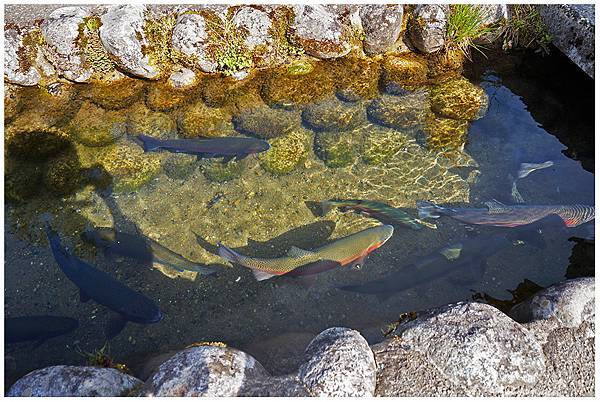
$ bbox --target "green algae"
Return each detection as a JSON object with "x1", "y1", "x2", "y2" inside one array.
[
  {"x1": 258, "y1": 128, "x2": 311, "y2": 174},
  {"x1": 126, "y1": 102, "x2": 178, "y2": 139},
  {"x1": 366, "y1": 92, "x2": 430, "y2": 132},
  {"x1": 68, "y1": 101, "x2": 127, "y2": 147},
  {"x1": 201, "y1": 159, "x2": 246, "y2": 182},
  {"x1": 78, "y1": 16, "x2": 116, "y2": 75},
  {"x1": 314, "y1": 129, "x2": 361, "y2": 168},
  {"x1": 423, "y1": 113, "x2": 469, "y2": 152},
  {"x1": 178, "y1": 101, "x2": 234, "y2": 138},
  {"x1": 143, "y1": 14, "x2": 178, "y2": 76},
  {"x1": 84, "y1": 77, "x2": 146, "y2": 110},
  {"x1": 381, "y1": 53, "x2": 429, "y2": 92},
  {"x1": 429, "y1": 76, "x2": 488, "y2": 121},
  {"x1": 232, "y1": 104, "x2": 301, "y2": 139},
  {"x1": 145, "y1": 81, "x2": 194, "y2": 112},
  {"x1": 302, "y1": 98, "x2": 366, "y2": 132},
  {"x1": 330, "y1": 57, "x2": 381, "y2": 102}
]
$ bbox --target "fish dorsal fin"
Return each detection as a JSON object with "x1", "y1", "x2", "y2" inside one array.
[
  {"x1": 439, "y1": 243, "x2": 463, "y2": 260},
  {"x1": 286, "y1": 246, "x2": 314, "y2": 258},
  {"x1": 484, "y1": 199, "x2": 510, "y2": 214}
]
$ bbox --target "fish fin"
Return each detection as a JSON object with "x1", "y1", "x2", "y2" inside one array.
[
  {"x1": 484, "y1": 199, "x2": 510, "y2": 214},
  {"x1": 217, "y1": 242, "x2": 242, "y2": 264},
  {"x1": 348, "y1": 256, "x2": 367, "y2": 271},
  {"x1": 137, "y1": 134, "x2": 162, "y2": 152},
  {"x1": 439, "y1": 243, "x2": 463, "y2": 260},
  {"x1": 106, "y1": 314, "x2": 128, "y2": 340},
  {"x1": 221, "y1": 155, "x2": 235, "y2": 164},
  {"x1": 235, "y1": 153, "x2": 249, "y2": 161},
  {"x1": 252, "y1": 270, "x2": 276, "y2": 281},
  {"x1": 79, "y1": 290, "x2": 91, "y2": 303},
  {"x1": 286, "y1": 246, "x2": 314, "y2": 258},
  {"x1": 416, "y1": 200, "x2": 442, "y2": 219}
]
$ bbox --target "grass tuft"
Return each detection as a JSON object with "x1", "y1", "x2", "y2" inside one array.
[
  {"x1": 446, "y1": 4, "x2": 495, "y2": 60},
  {"x1": 500, "y1": 5, "x2": 552, "y2": 53}
]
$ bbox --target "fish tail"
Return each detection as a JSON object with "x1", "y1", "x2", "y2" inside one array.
[
  {"x1": 137, "y1": 134, "x2": 162, "y2": 152},
  {"x1": 416, "y1": 201, "x2": 445, "y2": 219}
]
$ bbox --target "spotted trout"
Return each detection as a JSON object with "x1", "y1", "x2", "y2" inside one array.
[
  {"x1": 218, "y1": 225, "x2": 394, "y2": 281},
  {"x1": 321, "y1": 199, "x2": 423, "y2": 230},
  {"x1": 417, "y1": 200, "x2": 595, "y2": 228}
]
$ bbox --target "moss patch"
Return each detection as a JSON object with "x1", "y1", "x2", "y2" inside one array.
[
  {"x1": 232, "y1": 104, "x2": 301, "y2": 139},
  {"x1": 178, "y1": 101, "x2": 234, "y2": 138},
  {"x1": 381, "y1": 53, "x2": 429, "y2": 93},
  {"x1": 126, "y1": 102, "x2": 178, "y2": 138},
  {"x1": 423, "y1": 113, "x2": 469, "y2": 152},
  {"x1": 302, "y1": 98, "x2": 366, "y2": 132},
  {"x1": 145, "y1": 81, "x2": 193, "y2": 112},
  {"x1": 43, "y1": 154, "x2": 86, "y2": 194},
  {"x1": 85, "y1": 78, "x2": 146, "y2": 110},
  {"x1": 429, "y1": 77, "x2": 488, "y2": 121},
  {"x1": 366, "y1": 92, "x2": 429, "y2": 132},
  {"x1": 78, "y1": 16, "x2": 116, "y2": 75},
  {"x1": 313, "y1": 129, "x2": 361, "y2": 168},
  {"x1": 331, "y1": 57, "x2": 381, "y2": 102},
  {"x1": 68, "y1": 101, "x2": 127, "y2": 147},
  {"x1": 201, "y1": 159, "x2": 246, "y2": 182},
  {"x1": 259, "y1": 128, "x2": 311, "y2": 174}
]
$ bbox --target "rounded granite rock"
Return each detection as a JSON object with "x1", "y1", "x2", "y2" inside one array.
[
  {"x1": 361, "y1": 125, "x2": 411, "y2": 165},
  {"x1": 258, "y1": 128, "x2": 311, "y2": 174},
  {"x1": 381, "y1": 53, "x2": 429, "y2": 93},
  {"x1": 408, "y1": 4, "x2": 449, "y2": 53},
  {"x1": 313, "y1": 129, "x2": 361, "y2": 168},
  {"x1": 5, "y1": 122, "x2": 72, "y2": 161},
  {"x1": 232, "y1": 105, "x2": 301, "y2": 139},
  {"x1": 298, "y1": 327, "x2": 376, "y2": 397},
  {"x1": 302, "y1": 98, "x2": 366, "y2": 132},
  {"x1": 139, "y1": 345, "x2": 270, "y2": 397},
  {"x1": 429, "y1": 77, "x2": 489, "y2": 121},
  {"x1": 178, "y1": 101, "x2": 234, "y2": 138},
  {"x1": 359, "y1": 5, "x2": 405, "y2": 55},
  {"x1": 67, "y1": 101, "x2": 127, "y2": 147},
  {"x1": 367, "y1": 92, "x2": 430, "y2": 132},
  {"x1": 7, "y1": 365, "x2": 142, "y2": 397}
]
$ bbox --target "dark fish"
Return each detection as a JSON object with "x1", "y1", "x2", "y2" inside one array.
[
  {"x1": 136, "y1": 134, "x2": 270, "y2": 162},
  {"x1": 417, "y1": 199, "x2": 595, "y2": 228},
  {"x1": 321, "y1": 199, "x2": 423, "y2": 230},
  {"x1": 45, "y1": 223, "x2": 163, "y2": 339},
  {"x1": 82, "y1": 227, "x2": 216, "y2": 277},
  {"x1": 339, "y1": 215, "x2": 566, "y2": 300},
  {"x1": 5, "y1": 316, "x2": 79, "y2": 346}
]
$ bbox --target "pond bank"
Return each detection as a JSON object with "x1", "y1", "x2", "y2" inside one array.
[{"x1": 7, "y1": 277, "x2": 594, "y2": 396}]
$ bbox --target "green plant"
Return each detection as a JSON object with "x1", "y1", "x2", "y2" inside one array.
[
  {"x1": 143, "y1": 14, "x2": 178, "y2": 70},
  {"x1": 76, "y1": 342, "x2": 131, "y2": 374},
  {"x1": 446, "y1": 4, "x2": 495, "y2": 60},
  {"x1": 500, "y1": 5, "x2": 552, "y2": 53},
  {"x1": 205, "y1": 16, "x2": 253, "y2": 76}
]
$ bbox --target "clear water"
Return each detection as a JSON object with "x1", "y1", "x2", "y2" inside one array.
[{"x1": 4, "y1": 49, "x2": 594, "y2": 384}]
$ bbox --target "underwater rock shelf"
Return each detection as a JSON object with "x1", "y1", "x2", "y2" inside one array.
[{"x1": 7, "y1": 278, "x2": 594, "y2": 397}]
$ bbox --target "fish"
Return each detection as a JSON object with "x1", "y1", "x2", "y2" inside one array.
[
  {"x1": 45, "y1": 222, "x2": 163, "y2": 339},
  {"x1": 321, "y1": 199, "x2": 423, "y2": 230},
  {"x1": 339, "y1": 215, "x2": 565, "y2": 300},
  {"x1": 218, "y1": 225, "x2": 394, "y2": 281},
  {"x1": 517, "y1": 160, "x2": 554, "y2": 179},
  {"x1": 82, "y1": 227, "x2": 217, "y2": 277},
  {"x1": 136, "y1": 134, "x2": 270, "y2": 162},
  {"x1": 508, "y1": 174, "x2": 525, "y2": 204},
  {"x1": 417, "y1": 199, "x2": 595, "y2": 228},
  {"x1": 5, "y1": 316, "x2": 79, "y2": 347}
]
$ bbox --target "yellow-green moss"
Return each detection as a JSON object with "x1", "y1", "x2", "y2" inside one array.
[
  {"x1": 286, "y1": 59, "x2": 314, "y2": 75},
  {"x1": 13, "y1": 84, "x2": 81, "y2": 128},
  {"x1": 85, "y1": 78, "x2": 146, "y2": 110},
  {"x1": 78, "y1": 16, "x2": 115, "y2": 75},
  {"x1": 426, "y1": 47, "x2": 465, "y2": 79},
  {"x1": 178, "y1": 101, "x2": 234, "y2": 138},
  {"x1": 201, "y1": 159, "x2": 246, "y2": 182},
  {"x1": 381, "y1": 53, "x2": 429, "y2": 92},
  {"x1": 423, "y1": 113, "x2": 469, "y2": 151},
  {"x1": 4, "y1": 85, "x2": 24, "y2": 123},
  {"x1": 43, "y1": 153, "x2": 86, "y2": 194},
  {"x1": 429, "y1": 76, "x2": 488, "y2": 121},
  {"x1": 366, "y1": 92, "x2": 429, "y2": 132},
  {"x1": 143, "y1": 14, "x2": 178, "y2": 75},
  {"x1": 17, "y1": 29, "x2": 45, "y2": 72},
  {"x1": 68, "y1": 101, "x2": 127, "y2": 147},
  {"x1": 5, "y1": 122, "x2": 72, "y2": 160},
  {"x1": 258, "y1": 128, "x2": 311, "y2": 174},
  {"x1": 162, "y1": 154, "x2": 198, "y2": 180},
  {"x1": 313, "y1": 130, "x2": 360, "y2": 168},
  {"x1": 362, "y1": 126, "x2": 410, "y2": 165},
  {"x1": 145, "y1": 81, "x2": 193, "y2": 112},
  {"x1": 201, "y1": 72, "x2": 264, "y2": 111},
  {"x1": 232, "y1": 104, "x2": 300, "y2": 139},
  {"x1": 331, "y1": 57, "x2": 381, "y2": 101},
  {"x1": 302, "y1": 98, "x2": 366, "y2": 132},
  {"x1": 126, "y1": 102, "x2": 178, "y2": 138}
]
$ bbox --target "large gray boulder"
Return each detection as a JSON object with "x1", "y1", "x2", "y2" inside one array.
[
  {"x1": 7, "y1": 366, "x2": 142, "y2": 397},
  {"x1": 231, "y1": 6, "x2": 273, "y2": 52},
  {"x1": 40, "y1": 6, "x2": 93, "y2": 82},
  {"x1": 392, "y1": 302, "x2": 546, "y2": 395},
  {"x1": 4, "y1": 28, "x2": 42, "y2": 86},
  {"x1": 298, "y1": 327, "x2": 376, "y2": 396},
  {"x1": 100, "y1": 4, "x2": 159, "y2": 79},
  {"x1": 359, "y1": 5, "x2": 405, "y2": 55},
  {"x1": 289, "y1": 5, "x2": 352, "y2": 59},
  {"x1": 139, "y1": 345, "x2": 270, "y2": 396},
  {"x1": 408, "y1": 4, "x2": 449, "y2": 53},
  {"x1": 171, "y1": 12, "x2": 218, "y2": 73}
]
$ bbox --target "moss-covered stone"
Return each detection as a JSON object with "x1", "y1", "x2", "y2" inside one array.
[
  {"x1": 162, "y1": 154, "x2": 198, "y2": 180},
  {"x1": 78, "y1": 15, "x2": 116, "y2": 76},
  {"x1": 381, "y1": 53, "x2": 429, "y2": 93},
  {"x1": 145, "y1": 81, "x2": 193, "y2": 112},
  {"x1": 427, "y1": 47, "x2": 465, "y2": 79},
  {"x1": 331, "y1": 57, "x2": 381, "y2": 102},
  {"x1": 5, "y1": 122, "x2": 72, "y2": 161},
  {"x1": 261, "y1": 63, "x2": 336, "y2": 108},
  {"x1": 201, "y1": 72, "x2": 264, "y2": 112},
  {"x1": 286, "y1": 59, "x2": 314, "y2": 75},
  {"x1": 361, "y1": 125, "x2": 410, "y2": 165},
  {"x1": 302, "y1": 98, "x2": 366, "y2": 132},
  {"x1": 85, "y1": 77, "x2": 146, "y2": 110},
  {"x1": 43, "y1": 154, "x2": 86, "y2": 194},
  {"x1": 201, "y1": 159, "x2": 246, "y2": 182},
  {"x1": 4, "y1": 84, "x2": 24, "y2": 123},
  {"x1": 5, "y1": 157, "x2": 43, "y2": 203},
  {"x1": 178, "y1": 101, "x2": 234, "y2": 138},
  {"x1": 143, "y1": 14, "x2": 177, "y2": 77},
  {"x1": 126, "y1": 102, "x2": 178, "y2": 139},
  {"x1": 232, "y1": 105, "x2": 301, "y2": 139},
  {"x1": 12, "y1": 84, "x2": 81, "y2": 128},
  {"x1": 68, "y1": 101, "x2": 127, "y2": 147},
  {"x1": 429, "y1": 76, "x2": 488, "y2": 121},
  {"x1": 366, "y1": 92, "x2": 429, "y2": 132},
  {"x1": 423, "y1": 113, "x2": 469, "y2": 151},
  {"x1": 258, "y1": 128, "x2": 311, "y2": 174},
  {"x1": 313, "y1": 129, "x2": 361, "y2": 168}
]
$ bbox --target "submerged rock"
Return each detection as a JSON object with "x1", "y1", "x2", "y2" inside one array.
[
  {"x1": 139, "y1": 345, "x2": 270, "y2": 397},
  {"x1": 381, "y1": 53, "x2": 429, "y2": 93},
  {"x1": 40, "y1": 6, "x2": 92, "y2": 82},
  {"x1": 366, "y1": 92, "x2": 429, "y2": 132},
  {"x1": 84, "y1": 77, "x2": 146, "y2": 110},
  {"x1": 201, "y1": 72, "x2": 264, "y2": 110},
  {"x1": 171, "y1": 12, "x2": 218, "y2": 73},
  {"x1": 43, "y1": 153, "x2": 87, "y2": 195},
  {"x1": 4, "y1": 85, "x2": 25, "y2": 123},
  {"x1": 100, "y1": 5, "x2": 159, "y2": 79},
  {"x1": 302, "y1": 98, "x2": 366, "y2": 132},
  {"x1": 126, "y1": 102, "x2": 178, "y2": 139},
  {"x1": 163, "y1": 154, "x2": 198, "y2": 180},
  {"x1": 5, "y1": 122, "x2": 71, "y2": 161},
  {"x1": 429, "y1": 77, "x2": 488, "y2": 121},
  {"x1": 5, "y1": 157, "x2": 43, "y2": 203},
  {"x1": 4, "y1": 28, "x2": 43, "y2": 86},
  {"x1": 178, "y1": 101, "x2": 234, "y2": 138},
  {"x1": 331, "y1": 57, "x2": 381, "y2": 101},
  {"x1": 359, "y1": 5, "x2": 405, "y2": 55},
  {"x1": 168, "y1": 66, "x2": 198, "y2": 89},
  {"x1": 299, "y1": 327, "x2": 376, "y2": 397},
  {"x1": 361, "y1": 125, "x2": 411, "y2": 165},
  {"x1": 313, "y1": 129, "x2": 361, "y2": 168},
  {"x1": 7, "y1": 365, "x2": 142, "y2": 397},
  {"x1": 145, "y1": 81, "x2": 193, "y2": 112},
  {"x1": 259, "y1": 128, "x2": 311, "y2": 174},
  {"x1": 423, "y1": 114, "x2": 469, "y2": 152},
  {"x1": 68, "y1": 101, "x2": 127, "y2": 147},
  {"x1": 408, "y1": 4, "x2": 449, "y2": 53},
  {"x1": 392, "y1": 302, "x2": 546, "y2": 395},
  {"x1": 289, "y1": 5, "x2": 352, "y2": 59},
  {"x1": 201, "y1": 159, "x2": 246, "y2": 183},
  {"x1": 232, "y1": 105, "x2": 301, "y2": 139}
]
